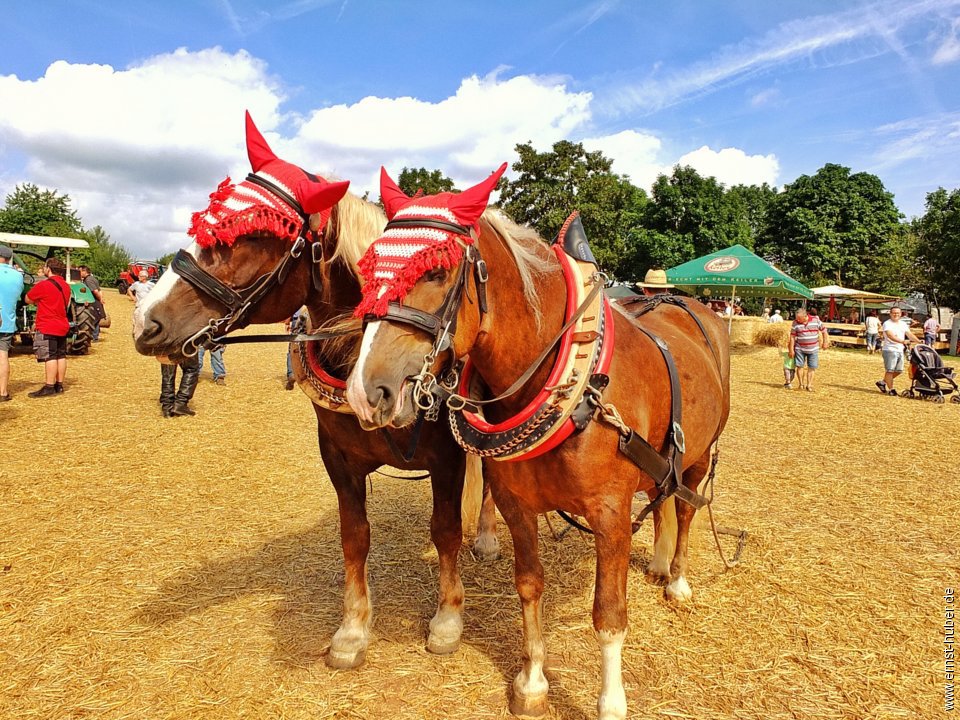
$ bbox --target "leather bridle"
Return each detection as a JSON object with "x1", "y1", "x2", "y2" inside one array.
[
  {"x1": 361, "y1": 218, "x2": 489, "y2": 415},
  {"x1": 176, "y1": 172, "x2": 324, "y2": 356}
]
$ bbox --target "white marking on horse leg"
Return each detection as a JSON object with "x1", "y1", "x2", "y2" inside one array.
[
  {"x1": 345, "y1": 320, "x2": 381, "y2": 423},
  {"x1": 649, "y1": 497, "x2": 676, "y2": 580},
  {"x1": 665, "y1": 575, "x2": 692, "y2": 602},
  {"x1": 328, "y1": 567, "x2": 372, "y2": 669},
  {"x1": 472, "y1": 528, "x2": 500, "y2": 561},
  {"x1": 597, "y1": 628, "x2": 628, "y2": 720},
  {"x1": 510, "y1": 598, "x2": 549, "y2": 716},
  {"x1": 427, "y1": 605, "x2": 464, "y2": 655}
]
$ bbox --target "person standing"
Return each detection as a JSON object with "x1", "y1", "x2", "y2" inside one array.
[
  {"x1": 285, "y1": 307, "x2": 307, "y2": 390},
  {"x1": 635, "y1": 268, "x2": 674, "y2": 297},
  {"x1": 0, "y1": 246, "x2": 25, "y2": 402},
  {"x1": 768, "y1": 309, "x2": 784, "y2": 323},
  {"x1": 876, "y1": 307, "x2": 921, "y2": 396},
  {"x1": 197, "y1": 345, "x2": 226, "y2": 385},
  {"x1": 922, "y1": 314, "x2": 940, "y2": 346},
  {"x1": 788, "y1": 307, "x2": 829, "y2": 392},
  {"x1": 864, "y1": 311, "x2": 881, "y2": 355},
  {"x1": 126, "y1": 270, "x2": 155, "y2": 304},
  {"x1": 128, "y1": 269, "x2": 199, "y2": 416},
  {"x1": 25, "y1": 258, "x2": 71, "y2": 397},
  {"x1": 77, "y1": 265, "x2": 105, "y2": 341}
]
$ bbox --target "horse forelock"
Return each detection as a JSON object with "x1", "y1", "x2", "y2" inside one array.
[{"x1": 329, "y1": 191, "x2": 388, "y2": 275}]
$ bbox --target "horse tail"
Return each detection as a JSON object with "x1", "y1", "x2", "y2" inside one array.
[
  {"x1": 650, "y1": 494, "x2": 678, "y2": 576},
  {"x1": 461, "y1": 454, "x2": 484, "y2": 535}
]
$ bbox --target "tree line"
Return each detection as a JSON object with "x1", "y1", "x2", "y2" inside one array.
[{"x1": 2, "y1": 147, "x2": 958, "y2": 309}]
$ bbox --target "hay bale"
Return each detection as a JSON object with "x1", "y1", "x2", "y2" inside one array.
[
  {"x1": 752, "y1": 322, "x2": 790, "y2": 347},
  {"x1": 728, "y1": 317, "x2": 766, "y2": 346}
]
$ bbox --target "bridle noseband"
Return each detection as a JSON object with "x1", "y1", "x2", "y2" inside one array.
[{"x1": 177, "y1": 173, "x2": 319, "y2": 356}]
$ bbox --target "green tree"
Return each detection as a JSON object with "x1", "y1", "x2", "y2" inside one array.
[
  {"x1": 498, "y1": 141, "x2": 647, "y2": 278},
  {"x1": 757, "y1": 164, "x2": 901, "y2": 287},
  {"x1": 75, "y1": 226, "x2": 132, "y2": 284},
  {"x1": 0, "y1": 183, "x2": 83, "y2": 237},
  {"x1": 396, "y1": 167, "x2": 456, "y2": 197},
  {"x1": 628, "y1": 166, "x2": 751, "y2": 275},
  {"x1": 916, "y1": 187, "x2": 960, "y2": 308},
  {"x1": 727, "y1": 183, "x2": 778, "y2": 246}
]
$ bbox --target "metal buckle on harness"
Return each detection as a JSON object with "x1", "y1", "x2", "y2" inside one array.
[
  {"x1": 290, "y1": 235, "x2": 306, "y2": 259},
  {"x1": 475, "y1": 258, "x2": 489, "y2": 283},
  {"x1": 672, "y1": 422, "x2": 686, "y2": 453}
]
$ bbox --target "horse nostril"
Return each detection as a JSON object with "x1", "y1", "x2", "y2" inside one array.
[
  {"x1": 368, "y1": 385, "x2": 391, "y2": 410},
  {"x1": 141, "y1": 318, "x2": 163, "y2": 341}
]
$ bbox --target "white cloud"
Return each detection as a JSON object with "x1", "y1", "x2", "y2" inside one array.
[
  {"x1": 750, "y1": 87, "x2": 781, "y2": 107},
  {"x1": 581, "y1": 129, "x2": 662, "y2": 187},
  {"x1": 674, "y1": 146, "x2": 780, "y2": 188},
  {"x1": 931, "y1": 17, "x2": 960, "y2": 64},
  {"x1": 602, "y1": 0, "x2": 959, "y2": 114},
  {"x1": 0, "y1": 47, "x2": 285, "y2": 257},
  {"x1": 288, "y1": 71, "x2": 593, "y2": 195}
]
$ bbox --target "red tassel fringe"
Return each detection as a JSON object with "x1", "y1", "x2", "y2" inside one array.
[{"x1": 355, "y1": 236, "x2": 464, "y2": 318}]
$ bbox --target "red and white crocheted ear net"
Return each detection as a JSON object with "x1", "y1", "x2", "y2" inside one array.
[
  {"x1": 355, "y1": 163, "x2": 506, "y2": 317},
  {"x1": 187, "y1": 112, "x2": 348, "y2": 248}
]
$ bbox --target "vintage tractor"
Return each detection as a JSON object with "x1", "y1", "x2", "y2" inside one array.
[
  {"x1": 0, "y1": 232, "x2": 101, "y2": 355},
  {"x1": 116, "y1": 260, "x2": 162, "y2": 296}
]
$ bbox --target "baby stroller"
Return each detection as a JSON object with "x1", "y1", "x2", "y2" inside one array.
[{"x1": 903, "y1": 344, "x2": 960, "y2": 404}]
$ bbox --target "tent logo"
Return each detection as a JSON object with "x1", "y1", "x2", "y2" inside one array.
[{"x1": 704, "y1": 256, "x2": 740, "y2": 273}]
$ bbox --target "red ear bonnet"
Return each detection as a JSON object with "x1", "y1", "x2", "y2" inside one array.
[
  {"x1": 188, "y1": 112, "x2": 350, "y2": 247},
  {"x1": 379, "y1": 167, "x2": 412, "y2": 220},
  {"x1": 356, "y1": 163, "x2": 508, "y2": 317},
  {"x1": 245, "y1": 110, "x2": 278, "y2": 172}
]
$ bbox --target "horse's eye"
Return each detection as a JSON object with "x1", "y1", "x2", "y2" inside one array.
[{"x1": 425, "y1": 268, "x2": 447, "y2": 283}]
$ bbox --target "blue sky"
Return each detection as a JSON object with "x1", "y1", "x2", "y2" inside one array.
[{"x1": 1, "y1": 0, "x2": 959, "y2": 258}]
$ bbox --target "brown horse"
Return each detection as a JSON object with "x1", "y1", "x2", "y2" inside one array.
[
  {"x1": 346, "y1": 167, "x2": 730, "y2": 719},
  {"x1": 132, "y1": 114, "x2": 497, "y2": 669}
]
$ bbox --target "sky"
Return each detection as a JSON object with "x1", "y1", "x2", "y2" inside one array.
[{"x1": 1, "y1": 0, "x2": 959, "y2": 259}]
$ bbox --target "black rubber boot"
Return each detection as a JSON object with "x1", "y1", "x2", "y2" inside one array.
[
  {"x1": 175, "y1": 357, "x2": 199, "y2": 405},
  {"x1": 160, "y1": 364, "x2": 177, "y2": 412}
]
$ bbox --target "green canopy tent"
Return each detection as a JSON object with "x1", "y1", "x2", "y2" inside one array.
[{"x1": 665, "y1": 244, "x2": 812, "y2": 330}]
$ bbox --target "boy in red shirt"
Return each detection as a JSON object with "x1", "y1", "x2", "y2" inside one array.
[{"x1": 25, "y1": 258, "x2": 71, "y2": 397}]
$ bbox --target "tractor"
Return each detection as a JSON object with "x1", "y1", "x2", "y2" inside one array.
[
  {"x1": 116, "y1": 260, "x2": 162, "y2": 296},
  {"x1": 0, "y1": 232, "x2": 101, "y2": 355}
]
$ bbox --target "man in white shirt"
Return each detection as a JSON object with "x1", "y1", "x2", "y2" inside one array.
[
  {"x1": 875, "y1": 308, "x2": 920, "y2": 396},
  {"x1": 863, "y1": 311, "x2": 881, "y2": 355},
  {"x1": 768, "y1": 309, "x2": 783, "y2": 323},
  {"x1": 126, "y1": 270, "x2": 155, "y2": 305}
]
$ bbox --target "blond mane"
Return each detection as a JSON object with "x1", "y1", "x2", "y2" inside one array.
[
  {"x1": 479, "y1": 209, "x2": 555, "y2": 325},
  {"x1": 330, "y1": 190, "x2": 387, "y2": 273}
]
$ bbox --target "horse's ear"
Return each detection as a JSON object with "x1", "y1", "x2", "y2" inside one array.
[
  {"x1": 379, "y1": 166, "x2": 411, "y2": 220},
  {"x1": 448, "y1": 163, "x2": 508, "y2": 227},
  {"x1": 298, "y1": 179, "x2": 350, "y2": 214},
  {"x1": 245, "y1": 110, "x2": 278, "y2": 172}
]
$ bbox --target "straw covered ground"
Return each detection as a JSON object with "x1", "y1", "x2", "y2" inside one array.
[{"x1": 1, "y1": 290, "x2": 957, "y2": 719}]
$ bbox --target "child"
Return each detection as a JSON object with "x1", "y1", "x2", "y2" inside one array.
[{"x1": 780, "y1": 345, "x2": 796, "y2": 389}]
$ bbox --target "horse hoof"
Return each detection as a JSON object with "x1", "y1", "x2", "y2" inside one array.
[
  {"x1": 509, "y1": 691, "x2": 549, "y2": 717},
  {"x1": 426, "y1": 635, "x2": 461, "y2": 655},
  {"x1": 665, "y1": 576, "x2": 693, "y2": 602},
  {"x1": 645, "y1": 570, "x2": 670, "y2": 586},
  {"x1": 473, "y1": 535, "x2": 501, "y2": 561},
  {"x1": 325, "y1": 648, "x2": 366, "y2": 669}
]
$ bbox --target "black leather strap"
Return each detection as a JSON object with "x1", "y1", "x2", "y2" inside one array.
[
  {"x1": 384, "y1": 217, "x2": 471, "y2": 235},
  {"x1": 245, "y1": 173, "x2": 305, "y2": 219},
  {"x1": 172, "y1": 250, "x2": 244, "y2": 310}
]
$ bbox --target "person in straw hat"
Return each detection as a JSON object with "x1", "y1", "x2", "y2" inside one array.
[{"x1": 635, "y1": 268, "x2": 674, "y2": 297}]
